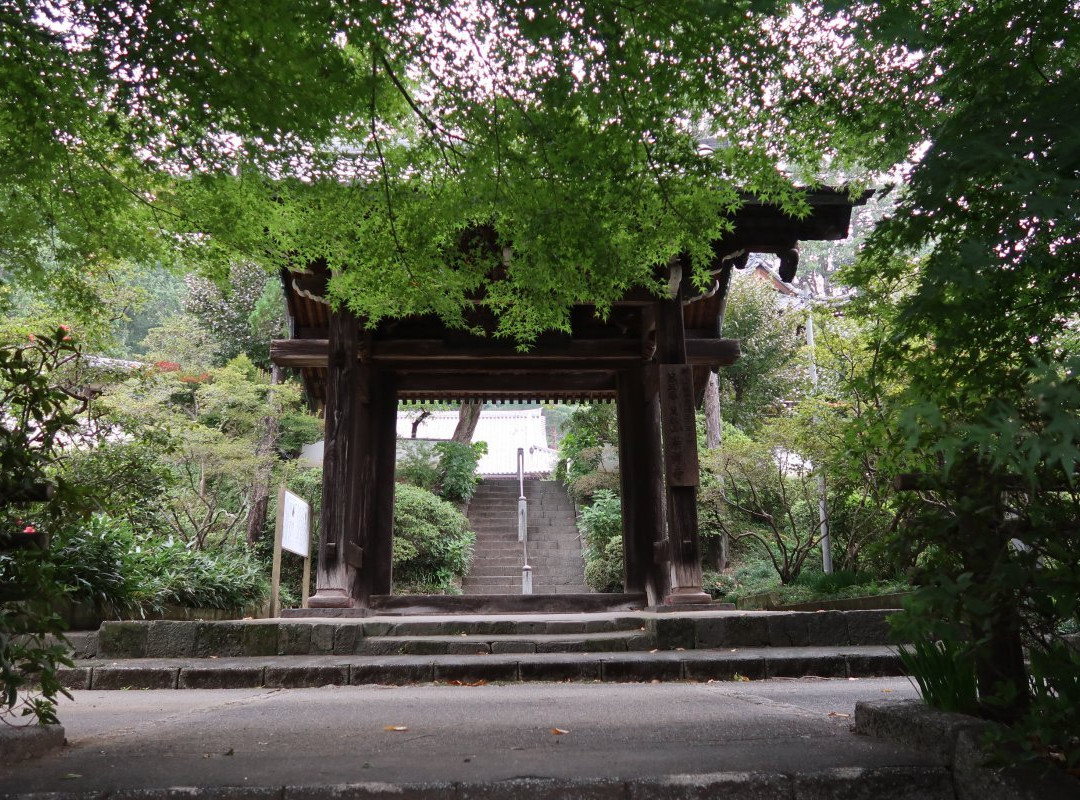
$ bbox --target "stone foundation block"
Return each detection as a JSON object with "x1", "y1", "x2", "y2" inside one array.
[
  {"x1": 680, "y1": 656, "x2": 766, "y2": 682},
  {"x1": 601, "y1": 656, "x2": 682, "y2": 682},
  {"x1": 91, "y1": 666, "x2": 178, "y2": 690},
  {"x1": 768, "y1": 614, "x2": 810, "y2": 647},
  {"x1": 276, "y1": 623, "x2": 313, "y2": 655},
  {"x1": 845, "y1": 610, "x2": 893, "y2": 645},
  {"x1": 146, "y1": 621, "x2": 197, "y2": 658},
  {"x1": 695, "y1": 616, "x2": 770, "y2": 648},
  {"x1": 194, "y1": 622, "x2": 244, "y2": 658},
  {"x1": 242, "y1": 624, "x2": 279, "y2": 657},
  {"x1": 434, "y1": 659, "x2": 519, "y2": 684},
  {"x1": 178, "y1": 666, "x2": 264, "y2": 689},
  {"x1": 98, "y1": 621, "x2": 148, "y2": 658},
  {"x1": 264, "y1": 664, "x2": 349, "y2": 688},
  {"x1": 351, "y1": 662, "x2": 434, "y2": 685}
]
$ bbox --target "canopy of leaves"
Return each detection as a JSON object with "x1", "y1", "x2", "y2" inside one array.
[{"x1": 2, "y1": 1, "x2": 908, "y2": 341}]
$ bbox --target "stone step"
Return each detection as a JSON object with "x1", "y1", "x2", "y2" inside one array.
[
  {"x1": 94, "y1": 610, "x2": 897, "y2": 659},
  {"x1": 356, "y1": 631, "x2": 650, "y2": 655},
  {"x1": 58, "y1": 645, "x2": 905, "y2": 691}
]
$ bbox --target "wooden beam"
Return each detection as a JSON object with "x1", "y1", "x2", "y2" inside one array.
[
  {"x1": 395, "y1": 372, "x2": 617, "y2": 393},
  {"x1": 273, "y1": 338, "x2": 737, "y2": 369},
  {"x1": 685, "y1": 338, "x2": 740, "y2": 367}
]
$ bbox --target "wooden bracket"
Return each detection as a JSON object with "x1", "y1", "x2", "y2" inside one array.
[
  {"x1": 653, "y1": 539, "x2": 671, "y2": 564},
  {"x1": 344, "y1": 541, "x2": 364, "y2": 570}
]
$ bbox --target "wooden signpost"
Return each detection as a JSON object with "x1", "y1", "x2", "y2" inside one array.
[{"x1": 270, "y1": 484, "x2": 312, "y2": 618}]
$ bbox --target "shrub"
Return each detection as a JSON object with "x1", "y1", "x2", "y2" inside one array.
[
  {"x1": 555, "y1": 404, "x2": 619, "y2": 503},
  {"x1": 577, "y1": 489, "x2": 623, "y2": 593},
  {"x1": 49, "y1": 515, "x2": 132, "y2": 610},
  {"x1": 397, "y1": 442, "x2": 440, "y2": 493},
  {"x1": 393, "y1": 484, "x2": 475, "y2": 593},
  {"x1": 126, "y1": 538, "x2": 268, "y2": 611},
  {"x1": 434, "y1": 440, "x2": 487, "y2": 504},
  {"x1": 1, "y1": 329, "x2": 83, "y2": 724}
]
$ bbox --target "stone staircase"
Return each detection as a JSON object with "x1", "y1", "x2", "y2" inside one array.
[
  {"x1": 463, "y1": 478, "x2": 587, "y2": 596},
  {"x1": 58, "y1": 609, "x2": 906, "y2": 690}
]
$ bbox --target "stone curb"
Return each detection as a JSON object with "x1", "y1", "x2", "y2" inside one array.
[
  {"x1": 0, "y1": 723, "x2": 65, "y2": 766},
  {"x1": 59, "y1": 647, "x2": 903, "y2": 690},
  {"x1": 855, "y1": 700, "x2": 1080, "y2": 799},
  {"x1": 0, "y1": 766, "x2": 954, "y2": 800}
]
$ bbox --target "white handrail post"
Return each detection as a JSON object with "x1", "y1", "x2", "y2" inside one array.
[{"x1": 517, "y1": 447, "x2": 531, "y2": 593}]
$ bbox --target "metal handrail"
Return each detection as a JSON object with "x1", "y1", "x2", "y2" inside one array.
[{"x1": 517, "y1": 447, "x2": 532, "y2": 594}]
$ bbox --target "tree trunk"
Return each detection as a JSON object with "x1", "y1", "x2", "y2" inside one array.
[
  {"x1": 246, "y1": 364, "x2": 282, "y2": 547},
  {"x1": 451, "y1": 399, "x2": 482, "y2": 444},
  {"x1": 704, "y1": 370, "x2": 722, "y2": 449},
  {"x1": 703, "y1": 370, "x2": 727, "y2": 570},
  {"x1": 410, "y1": 409, "x2": 431, "y2": 438}
]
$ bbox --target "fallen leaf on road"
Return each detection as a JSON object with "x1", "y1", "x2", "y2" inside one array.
[
  {"x1": 882, "y1": 688, "x2": 893, "y2": 693},
  {"x1": 649, "y1": 649, "x2": 658, "y2": 654},
  {"x1": 383, "y1": 725, "x2": 409, "y2": 732},
  {"x1": 447, "y1": 679, "x2": 487, "y2": 687},
  {"x1": 733, "y1": 673, "x2": 751, "y2": 682},
  {"x1": 63, "y1": 774, "x2": 81, "y2": 780},
  {"x1": 550, "y1": 728, "x2": 569, "y2": 735},
  {"x1": 827, "y1": 712, "x2": 850, "y2": 718}
]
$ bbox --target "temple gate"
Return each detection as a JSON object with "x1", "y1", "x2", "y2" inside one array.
[{"x1": 270, "y1": 190, "x2": 866, "y2": 611}]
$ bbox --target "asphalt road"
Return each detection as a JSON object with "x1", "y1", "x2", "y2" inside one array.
[{"x1": 0, "y1": 677, "x2": 941, "y2": 794}]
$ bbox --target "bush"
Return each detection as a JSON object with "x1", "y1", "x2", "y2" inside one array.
[
  {"x1": 127, "y1": 538, "x2": 268, "y2": 611},
  {"x1": 393, "y1": 484, "x2": 475, "y2": 593},
  {"x1": 50, "y1": 515, "x2": 132, "y2": 610},
  {"x1": 577, "y1": 489, "x2": 623, "y2": 593},
  {"x1": 48, "y1": 514, "x2": 270, "y2": 613},
  {"x1": 434, "y1": 440, "x2": 487, "y2": 504},
  {"x1": 397, "y1": 442, "x2": 441, "y2": 493},
  {"x1": 555, "y1": 404, "x2": 619, "y2": 503}
]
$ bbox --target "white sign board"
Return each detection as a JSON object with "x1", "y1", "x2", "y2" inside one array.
[{"x1": 280, "y1": 491, "x2": 311, "y2": 557}]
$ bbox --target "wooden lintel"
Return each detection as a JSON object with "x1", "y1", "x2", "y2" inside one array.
[
  {"x1": 273, "y1": 337, "x2": 737, "y2": 369},
  {"x1": 395, "y1": 371, "x2": 617, "y2": 393}
]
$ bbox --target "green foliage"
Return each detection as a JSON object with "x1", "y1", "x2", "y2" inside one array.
[
  {"x1": 397, "y1": 443, "x2": 441, "y2": 494},
  {"x1": 555, "y1": 404, "x2": 619, "y2": 503},
  {"x1": 277, "y1": 412, "x2": 323, "y2": 460},
  {"x1": 392, "y1": 484, "x2": 475, "y2": 594},
  {"x1": 699, "y1": 428, "x2": 826, "y2": 585},
  {"x1": 896, "y1": 638, "x2": 980, "y2": 716},
  {"x1": 3, "y1": 1, "x2": 867, "y2": 344},
  {"x1": 48, "y1": 514, "x2": 269, "y2": 613},
  {"x1": 102, "y1": 349, "x2": 310, "y2": 549},
  {"x1": 127, "y1": 540, "x2": 268, "y2": 612},
  {"x1": 1, "y1": 331, "x2": 85, "y2": 724},
  {"x1": 184, "y1": 262, "x2": 286, "y2": 369},
  {"x1": 716, "y1": 273, "x2": 805, "y2": 434},
  {"x1": 577, "y1": 490, "x2": 623, "y2": 593},
  {"x1": 0, "y1": 558, "x2": 71, "y2": 726},
  {"x1": 49, "y1": 516, "x2": 132, "y2": 610},
  {"x1": 433, "y1": 440, "x2": 487, "y2": 505}
]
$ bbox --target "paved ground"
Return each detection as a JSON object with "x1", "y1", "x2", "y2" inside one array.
[{"x1": 0, "y1": 677, "x2": 941, "y2": 795}]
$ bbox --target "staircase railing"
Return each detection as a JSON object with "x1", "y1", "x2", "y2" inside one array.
[{"x1": 517, "y1": 447, "x2": 532, "y2": 594}]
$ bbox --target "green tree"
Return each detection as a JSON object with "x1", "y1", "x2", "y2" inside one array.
[
  {"x1": 830, "y1": 0, "x2": 1080, "y2": 759},
  {"x1": 716, "y1": 271, "x2": 805, "y2": 434}
]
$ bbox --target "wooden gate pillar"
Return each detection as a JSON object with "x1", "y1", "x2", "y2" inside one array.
[
  {"x1": 655, "y1": 291, "x2": 711, "y2": 606},
  {"x1": 309, "y1": 309, "x2": 363, "y2": 608},
  {"x1": 358, "y1": 370, "x2": 397, "y2": 604},
  {"x1": 617, "y1": 367, "x2": 665, "y2": 604}
]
